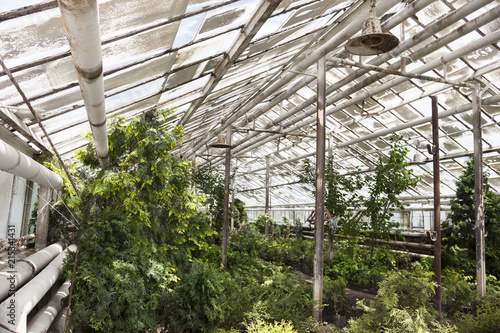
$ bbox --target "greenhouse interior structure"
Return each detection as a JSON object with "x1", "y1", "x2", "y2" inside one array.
[{"x1": 1, "y1": 0, "x2": 500, "y2": 332}]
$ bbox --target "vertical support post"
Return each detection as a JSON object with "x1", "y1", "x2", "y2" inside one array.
[
  {"x1": 473, "y1": 81, "x2": 486, "y2": 297},
  {"x1": 327, "y1": 135, "x2": 334, "y2": 265},
  {"x1": 313, "y1": 56, "x2": 326, "y2": 321},
  {"x1": 35, "y1": 185, "x2": 51, "y2": 250},
  {"x1": 431, "y1": 96, "x2": 442, "y2": 319},
  {"x1": 221, "y1": 127, "x2": 232, "y2": 266},
  {"x1": 231, "y1": 186, "x2": 235, "y2": 230},
  {"x1": 265, "y1": 156, "x2": 270, "y2": 239}
]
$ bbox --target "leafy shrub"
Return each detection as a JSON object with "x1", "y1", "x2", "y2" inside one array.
[
  {"x1": 323, "y1": 276, "x2": 348, "y2": 314},
  {"x1": 246, "y1": 320, "x2": 298, "y2": 333},
  {"x1": 59, "y1": 110, "x2": 214, "y2": 331},
  {"x1": 455, "y1": 291, "x2": 500, "y2": 333},
  {"x1": 345, "y1": 263, "x2": 441, "y2": 332},
  {"x1": 442, "y1": 268, "x2": 478, "y2": 314},
  {"x1": 163, "y1": 261, "x2": 230, "y2": 332}
]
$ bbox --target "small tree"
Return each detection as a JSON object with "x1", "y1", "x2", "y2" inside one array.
[
  {"x1": 442, "y1": 158, "x2": 500, "y2": 277},
  {"x1": 56, "y1": 109, "x2": 215, "y2": 332}
]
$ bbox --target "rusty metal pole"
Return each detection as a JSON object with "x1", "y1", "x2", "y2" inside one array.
[
  {"x1": 221, "y1": 127, "x2": 232, "y2": 266},
  {"x1": 313, "y1": 56, "x2": 326, "y2": 321},
  {"x1": 430, "y1": 96, "x2": 442, "y2": 320},
  {"x1": 265, "y1": 156, "x2": 270, "y2": 239},
  {"x1": 473, "y1": 81, "x2": 486, "y2": 297}
]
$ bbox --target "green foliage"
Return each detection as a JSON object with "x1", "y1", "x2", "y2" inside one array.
[
  {"x1": 323, "y1": 276, "x2": 348, "y2": 314},
  {"x1": 57, "y1": 109, "x2": 215, "y2": 331},
  {"x1": 254, "y1": 213, "x2": 276, "y2": 235},
  {"x1": 232, "y1": 198, "x2": 248, "y2": 229},
  {"x1": 442, "y1": 158, "x2": 500, "y2": 277},
  {"x1": 345, "y1": 263, "x2": 442, "y2": 333},
  {"x1": 455, "y1": 290, "x2": 500, "y2": 333},
  {"x1": 301, "y1": 158, "x2": 365, "y2": 237},
  {"x1": 363, "y1": 137, "x2": 420, "y2": 254},
  {"x1": 442, "y1": 268, "x2": 478, "y2": 314},
  {"x1": 193, "y1": 165, "x2": 226, "y2": 233},
  {"x1": 324, "y1": 241, "x2": 411, "y2": 288},
  {"x1": 246, "y1": 320, "x2": 298, "y2": 333},
  {"x1": 163, "y1": 261, "x2": 230, "y2": 332},
  {"x1": 300, "y1": 137, "x2": 420, "y2": 255}
]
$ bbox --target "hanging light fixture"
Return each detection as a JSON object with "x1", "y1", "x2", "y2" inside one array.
[
  {"x1": 209, "y1": 133, "x2": 232, "y2": 148},
  {"x1": 345, "y1": 0, "x2": 399, "y2": 56}
]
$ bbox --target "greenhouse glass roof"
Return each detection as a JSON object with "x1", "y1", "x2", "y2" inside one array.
[{"x1": 1, "y1": 0, "x2": 500, "y2": 208}]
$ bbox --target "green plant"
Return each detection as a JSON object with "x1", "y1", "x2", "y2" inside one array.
[
  {"x1": 323, "y1": 276, "x2": 348, "y2": 314},
  {"x1": 345, "y1": 263, "x2": 440, "y2": 332},
  {"x1": 455, "y1": 290, "x2": 500, "y2": 332},
  {"x1": 442, "y1": 268, "x2": 478, "y2": 314},
  {"x1": 363, "y1": 137, "x2": 420, "y2": 256},
  {"x1": 163, "y1": 261, "x2": 230, "y2": 332},
  {"x1": 442, "y1": 158, "x2": 500, "y2": 277},
  {"x1": 58, "y1": 109, "x2": 215, "y2": 332},
  {"x1": 254, "y1": 213, "x2": 276, "y2": 235},
  {"x1": 246, "y1": 320, "x2": 298, "y2": 333}
]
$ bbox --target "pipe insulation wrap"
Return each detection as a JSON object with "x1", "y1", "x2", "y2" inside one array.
[
  {"x1": 58, "y1": 0, "x2": 109, "y2": 168},
  {"x1": 0, "y1": 140, "x2": 63, "y2": 189},
  {"x1": 0, "y1": 243, "x2": 64, "y2": 303},
  {"x1": 0, "y1": 245, "x2": 77, "y2": 333}
]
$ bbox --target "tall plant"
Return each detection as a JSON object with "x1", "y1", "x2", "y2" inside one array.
[
  {"x1": 56, "y1": 109, "x2": 214, "y2": 332},
  {"x1": 364, "y1": 137, "x2": 420, "y2": 255},
  {"x1": 442, "y1": 158, "x2": 500, "y2": 277}
]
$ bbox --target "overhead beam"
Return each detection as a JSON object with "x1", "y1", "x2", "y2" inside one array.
[
  {"x1": 178, "y1": 0, "x2": 283, "y2": 126},
  {"x1": 185, "y1": 0, "x2": 402, "y2": 159},
  {"x1": 203, "y1": 0, "x2": 498, "y2": 166},
  {"x1": 0, "y1": 106, "x2": 49, "y2": 154}
]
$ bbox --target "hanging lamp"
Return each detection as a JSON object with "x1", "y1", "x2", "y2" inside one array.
[
  {"x1": 345, "y1": 0, "x2": 399, "y2": 56},
  {"x1": 209, "y1": 134, "x2": 232, "y2": 148}
]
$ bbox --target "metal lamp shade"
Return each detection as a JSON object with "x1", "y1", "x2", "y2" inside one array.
[{"x1": 345, "y1": 16, "x2": 399, "y2": 56}]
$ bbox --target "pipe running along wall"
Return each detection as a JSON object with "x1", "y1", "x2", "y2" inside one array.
[
  {"x1": 57, "y1": 0, "x2": 109, "y2": 169},
  {"x1": 0, "y1": 245, "x2": 77, "y2": 333},
  {"x1": 0, "y1": 140, "x2": 63, "y2": 189}
]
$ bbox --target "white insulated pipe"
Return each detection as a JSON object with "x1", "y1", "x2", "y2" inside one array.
[
  {"x1": 58, "y1": 0, "x2": 109, "y2": 169},
  {"x1": 26, "y1": 281, "x2": 71, "y2": 333},
  {"x1": 0, "y1": 243, "x2": 64, "y2": 302},
  {"x1": 0, "y1": 245, "x2": 76, "y2": 333},
  {"x1": 0, "y1": 140, "x2": 63, "y2": 190}
]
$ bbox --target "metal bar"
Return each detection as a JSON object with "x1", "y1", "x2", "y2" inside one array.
[
  {"x1": 265, "y1": 156, "x2": 270, "y2": 239},
  {"x1": 0, "y1": 56, "x2": 76, "y2": 194},
  {"x1": 0, "y1": 106, "x2": 49, "y2": 154},
  {"x1": 328, "y1": 57, "x2": 473, "y2": 87},
  {"x1": 235, "y1": 127, "x2": 315, "y2": 138},
  {"x1": 431, "y1": 96, "x2": 442, "y2": 319},
  {"x1": 186, "y1": 0, "x2": 401, "y2": 158},
  {"x1": 473, "y1": 81, "x2": 486, "y2": 297},
  {"x1": 242, "y1": 93, "x2": 500, "y2": 174},
  {"x1": 58, "y1": 0, "x2": 109, "y2": 169},
  {"x1": 221, "y1": 126, "x2": 232, "y2": 266},
  {"x1": 313, "y1": 56, "x2": 326, "y2": 321},
  {"x1": 178, "y1": 0, "x2": 283, "y2": 126},
  {"x1": 208, "y1": 0, "x2": 499, "y2": 163}
]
